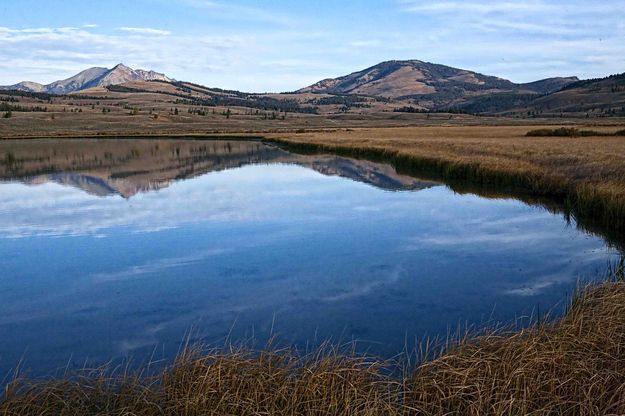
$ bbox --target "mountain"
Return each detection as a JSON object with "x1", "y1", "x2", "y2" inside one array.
[
  {"x1": 299, "y1": 60, "x2": 515, "y2": 97},
  {"x1": 0, "y1": 64, "x2": 172, "y2": 94},
  {"x1": 44, "y1": 67, "x2": 109, "y2": 94},
  {"x1": 298, "y1": 60, "x2": 579, "y2": 110},
  {"x1": 90, "y1": 64, "x2": 171, "y2": 88},
  {"x1": 7, "y1": 81, "x2": 46, "y2": 93}
]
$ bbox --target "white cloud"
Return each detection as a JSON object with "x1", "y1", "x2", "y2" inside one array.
[
  {"x1": 349, "y1": 40, "x2": 382, "y2": 48},
  {"x1": 399, "y1": 0, "x2": 625, "y2": 16},
  {"x1": 401, "y1": 1, "x2": 551, "y2": 14},
  {"x1": 0, "y1": 164, "x2": 327, "y2": 239},
  {"x1": 164, "y1": 0, "x2": 297, "y2": 27},
  {"x1": 118, "y1": 27, "x2": 172, "y2": 36},
  {"x1": 92, "y1": 249, "x2": 230, "y2": 282}
]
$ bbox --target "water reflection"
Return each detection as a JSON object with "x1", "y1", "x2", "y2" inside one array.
[
  {"x1": 0, "y1": 139, "x2": 619, "y2": 377},
  {"x1": 0, "y1": 139, "x2": 436, "y2": 198}
]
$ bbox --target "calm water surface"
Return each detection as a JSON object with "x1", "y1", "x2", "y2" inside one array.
[{"x1": 0, "y1": 139, "x2": 619, "y2": 376}]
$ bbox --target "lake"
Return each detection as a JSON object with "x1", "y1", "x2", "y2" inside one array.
[{"x1": 0, "y1": 139, "x2": 620, "y2": 377}]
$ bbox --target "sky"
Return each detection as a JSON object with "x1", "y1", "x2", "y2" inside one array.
[{"x1": 0, "y1": 0, "x2": 624, "y2": 92}]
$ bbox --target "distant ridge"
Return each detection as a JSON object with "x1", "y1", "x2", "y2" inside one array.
[{"x1": 0, "y1": 63, "x2": 172, "y2": 94}]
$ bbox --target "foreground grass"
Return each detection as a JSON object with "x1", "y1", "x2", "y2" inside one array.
[
  {"x1": 266, "y1": 125, "x2": 625, "y2": 237},
  {"x1": 3, "y1": 280, "x2": 625, "y2": 415},
  {"x1": 409, "y1": 280, "x2": 625, "y2": 415}
]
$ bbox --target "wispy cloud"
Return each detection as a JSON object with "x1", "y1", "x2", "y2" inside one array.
[
  {"x1": 0, "y1": 22, "x2": 351, "y2": 91},
  {"x1": 349, "y1": 40, "x2": 383, "y2": 48},
  {"x1": 165, "y1": 0, "x2": 298, "y2": 27},
  {"x1": 401, "y1": 1, "x2": 551, "y2": 14},
  {"x1": 0, "y1": 164, "x2": 325, "y2": 239},
  {"x1": 118, "y1": 27, "x2": 171, "y2": 36},
  {"x1": 399, "y1": 0, "x2": 625, "y2": 15},
  {"x1": 91, "y1": 249, "x2": 229, "y2": 282}
]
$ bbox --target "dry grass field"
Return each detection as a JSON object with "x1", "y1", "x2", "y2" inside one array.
[{"x1": 0, "y1": 108, "x2": 552, "y2": 138}]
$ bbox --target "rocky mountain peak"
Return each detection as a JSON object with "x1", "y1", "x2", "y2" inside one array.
[{"x1": 0, "y1": 64, "x2": 172, "y2": 94}]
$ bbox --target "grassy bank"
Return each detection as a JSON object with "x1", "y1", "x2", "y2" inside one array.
[
  {"x1": 2, "y1": 279, "x2": 625, "y2": 415},
  {"x1": 265, "y1": 126, "x2": 625, "y2": 239}
]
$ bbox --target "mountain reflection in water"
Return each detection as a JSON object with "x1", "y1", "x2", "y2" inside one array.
[{"x1": 0, "y1": 139, "x2": 438, "y2": 197}]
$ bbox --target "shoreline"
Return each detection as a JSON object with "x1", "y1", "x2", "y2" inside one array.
[
  {"x1": 263, "y1": 126, "x2": 625, "y2": 242},
  {"x1": 268, "y1": 136, "x2": 625, "y2": 245}
]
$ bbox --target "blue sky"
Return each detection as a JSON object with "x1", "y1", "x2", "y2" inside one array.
[{"x1": 1, "y1": 0, "x2": 624, "y2": 92}]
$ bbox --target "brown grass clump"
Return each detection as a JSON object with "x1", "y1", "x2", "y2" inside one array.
[
  {"x1": 1, "y1": 346, "x2": 402, "y2": 416},
  {"x1": 4, "y1": 280, "x2": 625, "y2": 415},
  {"x1": 161, "y1": 347, "x2": 400, "y2": 416},
  {"x1": 407, "y1": 281, "x2": 625, "y2": 415}
]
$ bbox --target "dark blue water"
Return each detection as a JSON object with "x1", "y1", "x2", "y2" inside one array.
[{"x1": 0, "y1": 140, "x2": 619, "y2": 377}]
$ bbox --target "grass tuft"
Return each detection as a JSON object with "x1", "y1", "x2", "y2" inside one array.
[{"x1": 407, "y1": 281, "x2": 625, "y2": 415}]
